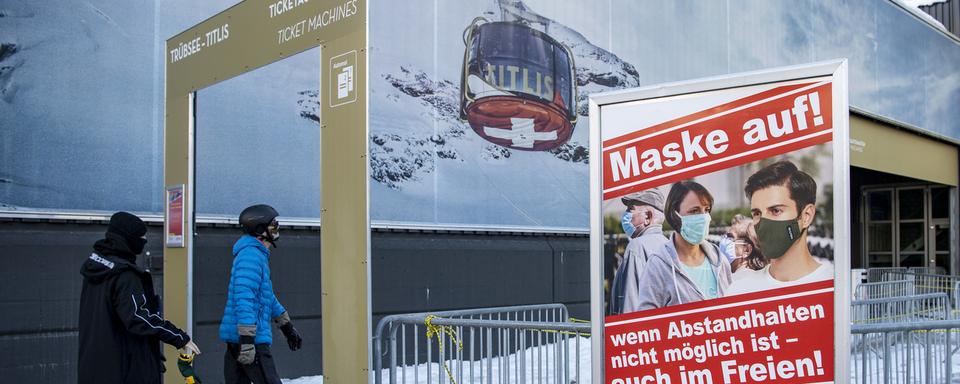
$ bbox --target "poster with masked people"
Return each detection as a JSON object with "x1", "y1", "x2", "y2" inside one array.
[{"x1": 591, "y1": 61, "x2": 850, "y2": 383}]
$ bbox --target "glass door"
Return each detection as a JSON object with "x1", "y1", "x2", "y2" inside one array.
[
  {"x1": 864, "y1": 189, "x2": 894, "y2": 268},
  {"x1": 863, "y1": 185, "x2": 953, "y2": 272},
  {"x1": 929, "y1": 186, "x2": 951, "y2": 273},
  {"x1": 896, "y1": 187, "x2": 926, "y2": 268}
]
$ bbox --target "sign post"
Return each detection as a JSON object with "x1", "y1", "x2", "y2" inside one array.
[
  {"x1": 165, "y1": 1, "x2": 368, "y2": 382},
  {"x1": 590, "y1": 60, "x2": 850, "y2": 383}
]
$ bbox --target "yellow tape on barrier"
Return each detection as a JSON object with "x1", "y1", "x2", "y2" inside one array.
[
  {"x1": 908, "y1": 329, "x2": 960, "y2": 334},
  {"x1": 916, "y1": 285, "x2": 956, "y2": 291},
  {"x1": 420, "y1": 313, "x2": 594, "y2": 384},
  {"x1": 425, "y1": 315, "x2": 462, "y2": 384}
]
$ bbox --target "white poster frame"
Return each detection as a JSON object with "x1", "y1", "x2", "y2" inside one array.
[
  {"x1": 165, "y1": 183, "x2": 186, "y2": 248},
  {"x1": 588, "y1": 59, "x2": 850, "y2": 383}
]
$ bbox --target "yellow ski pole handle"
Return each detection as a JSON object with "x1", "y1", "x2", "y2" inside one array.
[{"x1": 178, "y1": 353, "x2": 201, "y2": 383}]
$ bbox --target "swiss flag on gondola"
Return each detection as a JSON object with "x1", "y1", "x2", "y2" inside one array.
[{"x1": 464, "y1": 95, "x2": 574, "y2": 151}]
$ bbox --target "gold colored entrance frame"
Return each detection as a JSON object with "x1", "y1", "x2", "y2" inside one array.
[{"x1": 164, "y1": 1, "x2": 368, "y2": 383}]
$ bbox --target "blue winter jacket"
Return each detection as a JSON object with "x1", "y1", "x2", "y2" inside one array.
[{"x1": 219, "y1": 235, "x2": 286, "y2": 345}]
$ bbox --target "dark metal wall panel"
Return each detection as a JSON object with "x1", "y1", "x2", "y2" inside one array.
[
  {"x1": 0, "y1": 220, "x2": 165, "y2": 384},
  {"x1": 192, "y1": 226, "x2": 323, "y2": 382},
  {"x1": 922, "y1": 0, "x2": 960, "y2": 37},
  {"x1": 371, "y1": 232, "x2": 556, "y2": 314},
  {"x1": 0, "y1": 221, "x2": 589, "y2": 382},
  {"x1": 369, "y1": 231, "x2": 590, "y2": 371},
  {"x1": 0, "y1": 222, "x2": 102, "y2": 334},
  {"x1": 192, "y1": 226, "x2": 324, "y2": 329},
  {"x1": 0, "y1": 332, "x2": 77, "y2": 384},
  {"x1": 548, "y1": 236, "x2": 591, "y2": 307}
]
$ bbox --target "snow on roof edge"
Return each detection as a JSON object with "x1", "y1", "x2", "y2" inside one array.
[{"x1": 888, "y1": 0, "x2": 958, "y2": 43}]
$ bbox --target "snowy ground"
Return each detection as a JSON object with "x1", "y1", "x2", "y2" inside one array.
[
  {"x1": 283, "y1": 376, "x2": 324, "y2": 384},
  {"x1": 851, "y1": 334, "x2": 960, "y2": 383},
  {"x1": 283, "y1": 334, "x2": 960, "y2": 384},
  {"x1": 283, "y1": 336, "x2": 592, "y2": 384}
]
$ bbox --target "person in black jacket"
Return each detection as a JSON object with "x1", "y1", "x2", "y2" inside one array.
[{"x1": 78, "y1": 211, "x2": 200, "y2": 384}]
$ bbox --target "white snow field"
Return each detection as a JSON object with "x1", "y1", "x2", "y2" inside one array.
[
  {"x1": 284, "y1": 336, "x2": 593, "y2": 384},
  {"x1": 282, "y1": 332, "x2": 960, "y2": 383}
]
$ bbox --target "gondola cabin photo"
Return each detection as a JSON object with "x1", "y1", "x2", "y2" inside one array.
[{"x1": 460, "y1": 19, "x2": 578, "y2": 151}]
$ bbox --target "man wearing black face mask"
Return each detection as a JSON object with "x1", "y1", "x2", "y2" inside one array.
[
  {"x1": 727, "y1": 161, "x2": 834, "y2": 295},
  {"x1": 78, "y1": 211, "x2": 200, "y2": 384}
]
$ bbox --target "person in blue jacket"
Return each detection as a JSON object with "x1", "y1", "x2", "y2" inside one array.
[{"x1": 220, "y1": 204, "x2": 303, "y2": 384}]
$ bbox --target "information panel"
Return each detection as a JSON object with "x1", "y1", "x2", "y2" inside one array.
[
  {"x1": 165, "y1": 184, "x2": 185, "y2": 248},
  {"x1": 590, "y1": 61, "x2": 850, "y2": 383}
]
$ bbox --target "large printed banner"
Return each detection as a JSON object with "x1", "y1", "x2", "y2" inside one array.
[{"x1": 593, "y1": 63, "x2": 847, "y2": 383}]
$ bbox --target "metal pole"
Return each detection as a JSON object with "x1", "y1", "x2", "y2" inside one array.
[
  {"x1": 486, "y1": 327, "x2": 492, "y2": 384},
  {"x1": 538, "y1": 311, "x2": 543, "y2": 384},
  {"x1": 415, "y1": 324, "x2": 420, "y2": 384},
  {"x1": 427, "y1": 323, "x2": 432, "y2": 384},
  {"x1": 575, "y1": 332, "x2": 580, "y2": 384},
  {"x1": 513, "y1": 311, "x2": 518, "y2": 383},
  {"x1": 470, "y1": 327, "x2": 475, "y2": 384},
  {"x1": 520, "y1": 328, "x2": 526, "y2": 383},
  {"x1": 860, "y1": 333, "x2": 867, "y2": 383},
  {"x1": 374, "y1": 324, "x2": 383, "y2": 384},
  {"x1": 907, "y1": 328, "x2": 912, "y2": 383},
  {"x1": 925, "y1": 330, "x2": 933, "y2": 383},
  {"x1": 390, "y1": 324, "x2": 399, "y2": 384},
  {"x1": 883, "y1": 332, "x2": 891, "y2": 384},
  {"x1": 944, "y1": 328, "x2": 953, "y2": 380}
]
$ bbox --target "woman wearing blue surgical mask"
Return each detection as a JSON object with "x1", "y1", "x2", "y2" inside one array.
[{"x1": 634, "y1": 180, "x2": 732, "y2": 310}]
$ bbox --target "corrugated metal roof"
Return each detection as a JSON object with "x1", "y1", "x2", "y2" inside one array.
[{"x1": 921, "y1": 0, "x2": 960, "y2": 38}]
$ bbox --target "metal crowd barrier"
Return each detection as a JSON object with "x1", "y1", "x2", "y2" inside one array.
[
  {"x1": 373, "y1": 304, "x2": 590, "y2": 384},
  {"x1": 909, "y1": 266, "x2": 949, "y2": 276},
  {"x1": 851, "y1": 269, "x2": 960, "y2": 383},
  {"x1": 367, "y1": 269, "x2": 960, "y2": 384},
  {"x1": 867, "y1": 267, "x2": 907, "y2": 283},
  {"x1": 852, "y1": 293, "x2": 952, "y2": 325},
  {"x1": 851, "y1": 319, "x2": 960, "y2": 384},
  {"x1": 880, "y1": 271, "x2": 960, "y2": 312},
  {"x1": 855, "y1": 279, "x2": 916, "y2": 300}
]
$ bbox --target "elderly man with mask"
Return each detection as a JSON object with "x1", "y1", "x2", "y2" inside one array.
[{"x1": 609, "y1": 187, "x2": 668, "y2": 314}]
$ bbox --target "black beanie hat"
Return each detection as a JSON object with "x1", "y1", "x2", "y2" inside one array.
[{"x1": 107, "y1": 211, "x2": 147, "y2": 239}]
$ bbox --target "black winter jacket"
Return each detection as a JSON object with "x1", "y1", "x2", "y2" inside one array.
[{"x1": 78, "y1": 239, "x2": 190, "y2": 384}]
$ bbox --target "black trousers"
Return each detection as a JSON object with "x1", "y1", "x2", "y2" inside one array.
[{"x1": 224, "y1": 343, "x2": 282, "y2": 384}]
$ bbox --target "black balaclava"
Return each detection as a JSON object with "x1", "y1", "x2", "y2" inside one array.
[{"x1": 94, "y1": 212, "x2": 148, "y2": 261}]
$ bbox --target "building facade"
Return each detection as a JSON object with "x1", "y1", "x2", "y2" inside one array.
[{"x1": 1, "y1": 0, "x2": 959, "y2": 381}]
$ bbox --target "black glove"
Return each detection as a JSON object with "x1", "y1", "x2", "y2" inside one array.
[{"x1": 280, "y1": 322, "x2": 303, "y2": 351}]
